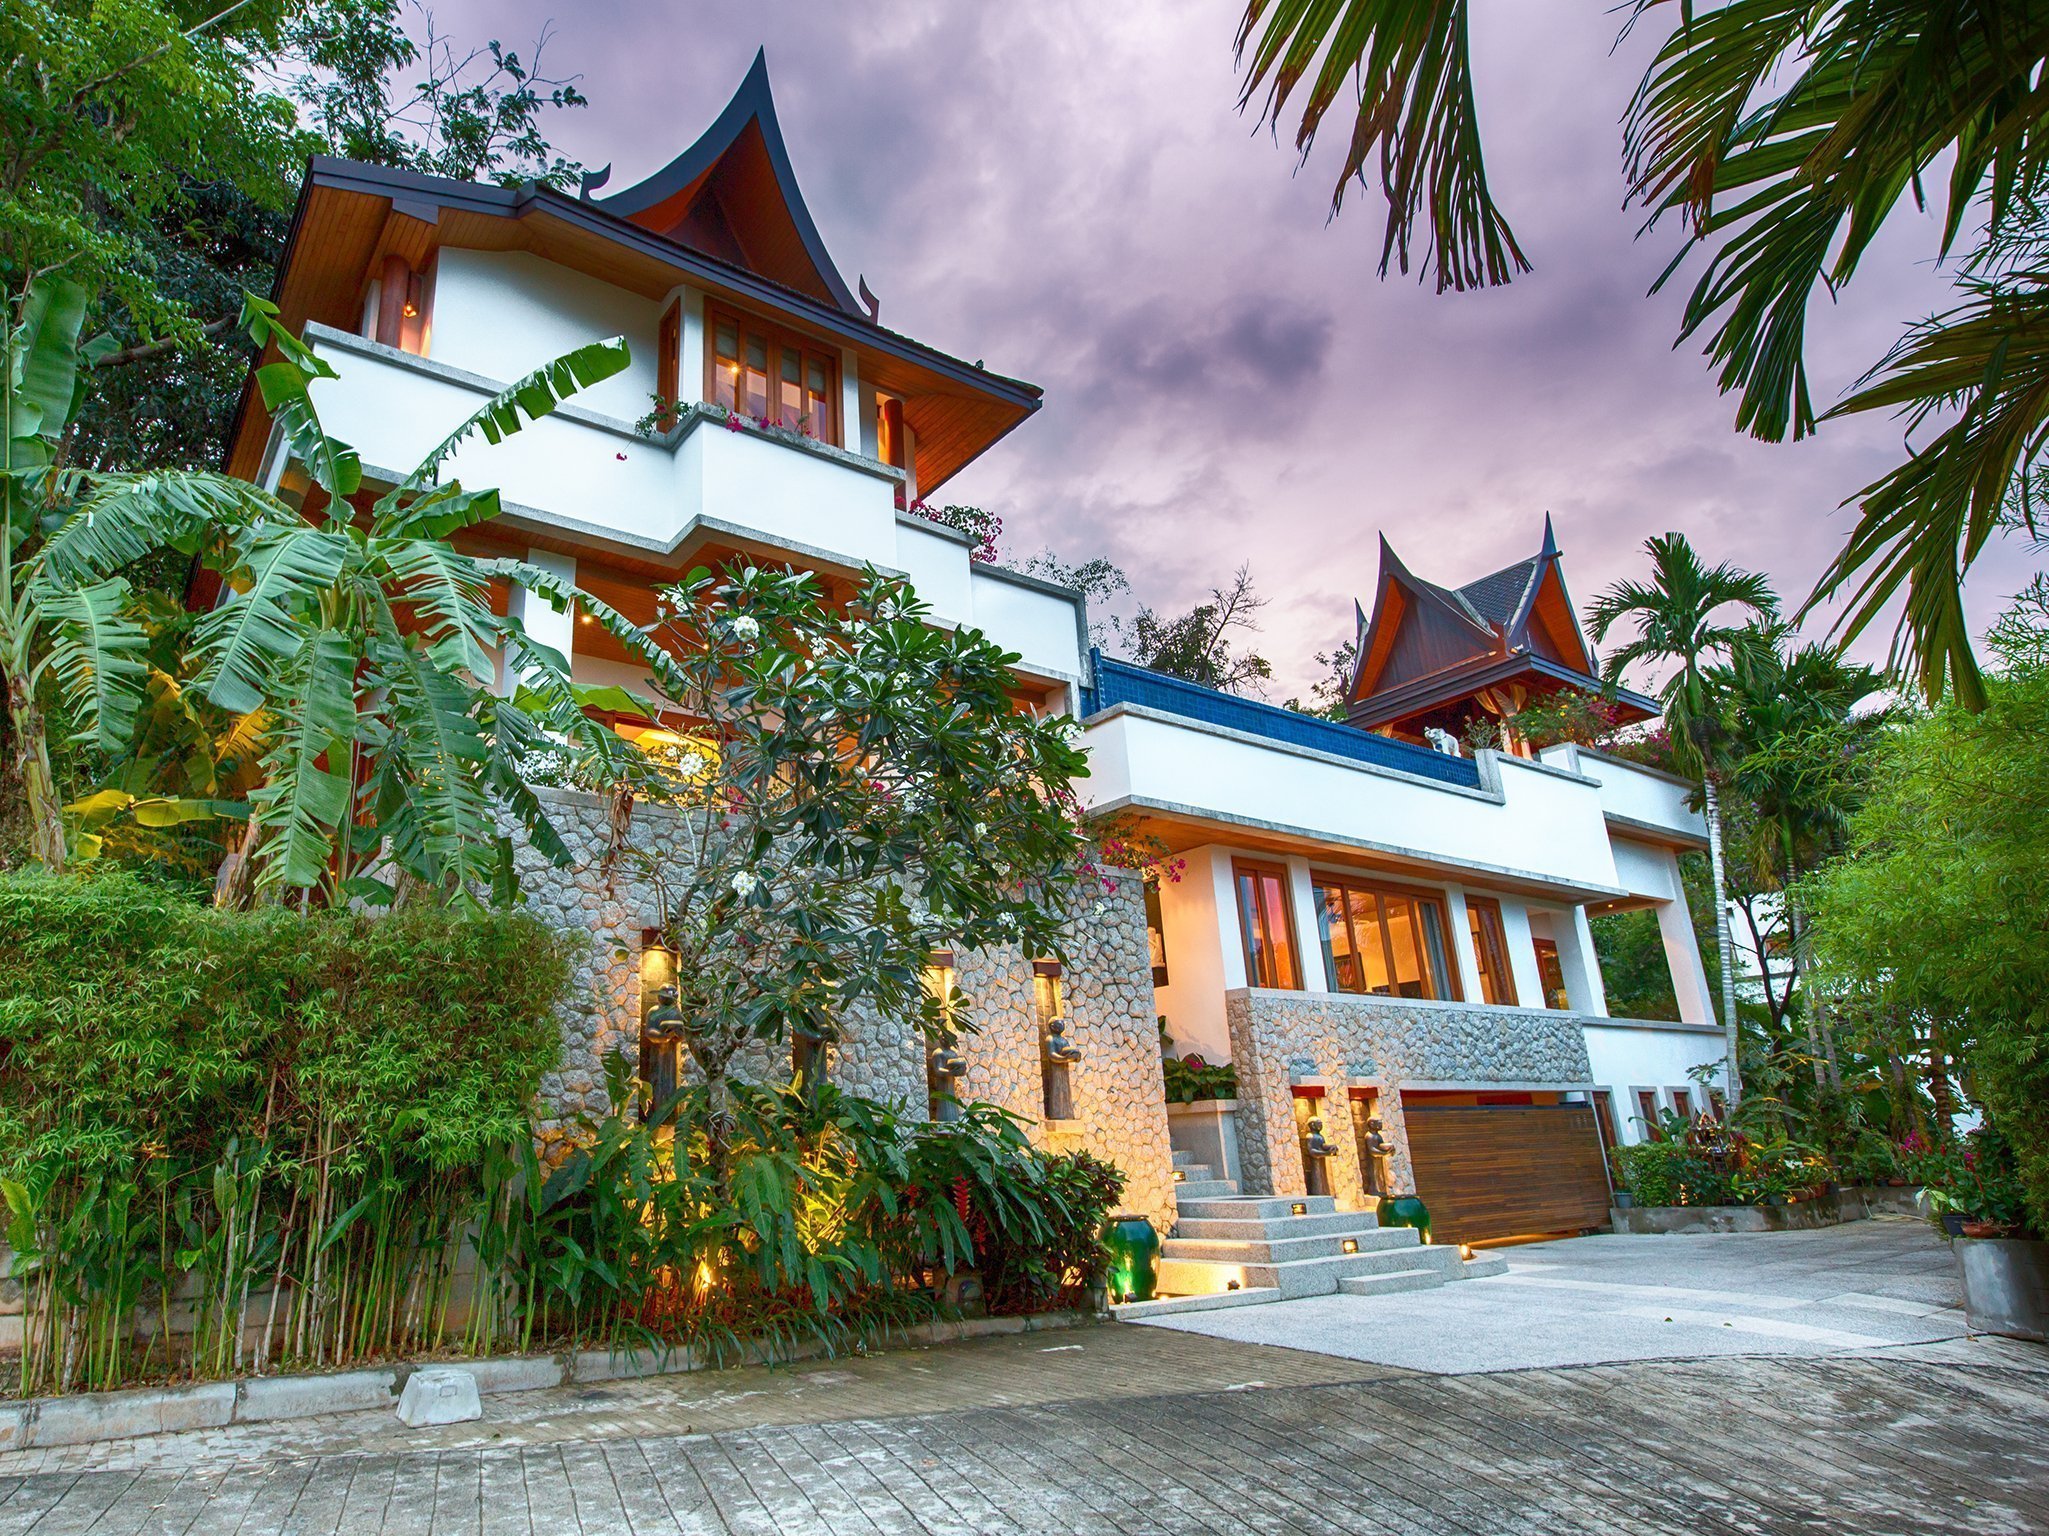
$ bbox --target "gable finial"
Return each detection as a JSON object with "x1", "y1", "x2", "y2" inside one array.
[
  {"x1": 578, "y1": 163, "x2": 612, "y2": 200},
  {"x1": 858, "y1": 275, "x2": 881, "y2": 321}
]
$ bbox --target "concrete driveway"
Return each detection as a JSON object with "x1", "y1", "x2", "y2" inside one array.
[{"x1": 1136, "y1": 1213, "x2": 1990, "y2": 1374}]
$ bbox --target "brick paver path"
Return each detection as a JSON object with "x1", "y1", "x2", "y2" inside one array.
[{"x1": 2, "y1": 1326, "x2": 2045, "y2": 1534}]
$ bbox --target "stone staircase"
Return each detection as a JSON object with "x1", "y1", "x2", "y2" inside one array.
[{"x1": 1134, "y1": 1149, "x2": 1502, "y2": 1312}]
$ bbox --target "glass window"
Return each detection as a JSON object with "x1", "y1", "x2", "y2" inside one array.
[
  {"x1": 805, "y1": 356, "x2": 834, "y2": 440},
  {"x1": 778, "y1": 349, "x2": 804, "y2": 429},
  {"x1": 1233, "y1": 861, "x2": 1301, "y2": 990},
  {"x1": 1465, "y1": 897, "x2": 1517, "y2": 1006},
  {"x1": 1312, "y1": 876, "x2": 1460, "y2": 1001},
  {"x1": 705, "y1": 306, "x2": 841, "y2": 444},
  {"x1": 743, "y1": 333, "x2": 770, "y2": 418},
  {"x1": 712, "y1": 321, "x2": 741, "y2": 412}
]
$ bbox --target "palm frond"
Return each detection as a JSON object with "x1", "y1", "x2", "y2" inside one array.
[
  {"x1": 1811, "y1": 268, "x2": 2049, "y2": 707},
  {"x1": 374, "y1": 535, "x2": 499, "y2": 681},
  {"x1": 1235, "y1": 0, "x2": 1527, "y2": 292},
  {"x1": 1627, "y1": 0, "x2": 2049, "y2": 443}
]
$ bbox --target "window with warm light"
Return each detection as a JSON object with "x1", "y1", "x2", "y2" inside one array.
[
  {"x1": 1232, "y1": 861, "x2": 1301, "y2": 990},
  {"x1": 1464, "y1": 897, "x2": 1518, "y2": 1006},
  {"x1": 707, "y1": 305, "x2": 839, "y2": 443},
  {"x1": 1313, "y1": 876, "x2": 1460, "y2": 1002}
]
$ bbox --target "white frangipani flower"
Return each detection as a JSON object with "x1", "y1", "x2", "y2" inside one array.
[
  {"x1": 730, "y1": 615, "x2": 760, "y2": 643},
  {"x1": 729, "y1": 870, "x2": 760, "y2": 898}
]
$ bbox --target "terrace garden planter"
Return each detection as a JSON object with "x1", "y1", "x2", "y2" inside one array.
[{"x1": 1956, "y1": 1238, "x2": 2049, "y2": 1343}]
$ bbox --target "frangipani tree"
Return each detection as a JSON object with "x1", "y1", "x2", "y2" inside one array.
[
  {"x1": 54, "y1": 296, "x2": 682, "y2": 904},
  {"x1": 1589, "y1": 532, "x2": 1777, "y2": 1104},
  {"x1": 627, "y1": 564, "x2": 1091, "y2": 1141}
]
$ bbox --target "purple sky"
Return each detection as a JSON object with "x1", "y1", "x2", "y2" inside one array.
[{"x1": 443, "y1": 0, "x2": 2040, "y2": 696}]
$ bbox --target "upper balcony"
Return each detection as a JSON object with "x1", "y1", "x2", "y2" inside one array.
[
  {"x1": 1535, "y1": 743, "x2": 1706, "y2": 851},
  {"x1": 1078, "y1": 657, "x2": 1627, "y2": 902},
  {"x1": 292, "y1": 325, "x2": 1086, "y2": 691}
]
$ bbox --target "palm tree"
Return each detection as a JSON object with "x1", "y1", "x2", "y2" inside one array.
[
  {"x1": 1588, "y1": 533, "x2": 1777, "y2": 1104},
  {"x1": 1713, "y1": 631, "x2": 1889, "y2": 1088},
  {"x1": 1232, "y1": 0, "x2": 2049, "y2": 705}
]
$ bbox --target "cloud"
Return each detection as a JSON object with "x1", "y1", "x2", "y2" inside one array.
[{"x1": 429, "y1": 0, "x2": 2041, "y2": 692}]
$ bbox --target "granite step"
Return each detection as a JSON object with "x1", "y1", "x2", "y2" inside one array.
[
  {"x1": 1171, "y1": 1149, "x2": 1199, "y2": 1168},
  {"x1": 1338, "y1": 1267, "x2": 1448, "y2": 1297},
  {"x1": 1174, "y1": 1195, "x2": 1339, "y2": 1222},
  {"x1": 1157, "y1": 1242, "x2": 1461, "y2": 1301},
  {"x1": 1170, "y1": 1161, "x2": 1215, "y2": 1186},
  {"x1": 1170, "y1": 1210, "x2": 1381, "y2": 1243},
  {"x1": 1170, "y1": 1178, "x2": 1237, "y2": 1200},
  {"x1": 1109, "y1": 1286, "x2": 1283, "y2": 1320},
  {"x1": 1161, "y1": 1227, "x2": 1418, "y2": 1266}
]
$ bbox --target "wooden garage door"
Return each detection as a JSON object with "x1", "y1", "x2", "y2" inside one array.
[{"x1": 1403, "y1": 1104, "x2": 1612, "y2": 1246}]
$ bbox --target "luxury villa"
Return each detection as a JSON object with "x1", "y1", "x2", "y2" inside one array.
[{"x1": 225, "y1": 53, "x2": 1729, "y2": 1303}]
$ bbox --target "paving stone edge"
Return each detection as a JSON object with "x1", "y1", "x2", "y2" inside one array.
[{"x1": 0, "y1": 1309, "x2": 1097, "y2": 1451}]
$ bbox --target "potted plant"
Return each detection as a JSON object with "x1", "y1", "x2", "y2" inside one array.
[{"x1": 1911, "y1": 1126, "x2": 2045, "y2": 1341}]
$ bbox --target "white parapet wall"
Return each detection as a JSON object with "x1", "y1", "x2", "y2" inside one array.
[{"x1": 294, "y1": 327, "x2": 1087, "y2": 694}]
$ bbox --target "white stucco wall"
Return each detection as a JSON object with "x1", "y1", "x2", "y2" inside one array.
[
  {"x1": 430, "y1": 249, "x2": 661, "y2": 422},
  {"x1": 1583, "y1": 1022, "x2": 1729, "y2": 1144},
  {"x1": 298, "y1": 329, "x2": 1086, "y2": 690},
  {"x1": 1078, "y1": 711, "x2": 1626, "y2": 898},
  {"x1": 1539, "y1": 744, "x2": 1705, "y2": 844}
]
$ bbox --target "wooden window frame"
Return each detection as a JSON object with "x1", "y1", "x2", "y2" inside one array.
[
  {"x1": 1232, "y1": 859, "x2": 1302, "y2": 991},
  {"x1": 654, "y1": 298, "x2": 682, "y2": 431},
  {"x1": 704, "y1": 302, "x2": 841, "y2": 446},
  {"x1": 1464, "y1": 896, "x2": 1518, "y2": 1007},
  {"x1": 1311, "y1": 873, "x2": 1463, "y2": 1003}
]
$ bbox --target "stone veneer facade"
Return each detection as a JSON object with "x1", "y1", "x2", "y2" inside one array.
[
  {"x1": 511, "y1": 788, "x2": 1176, "y2": 1232},
  {"x1": 1224, "y1": 989, "x2": 1595, "y2": 1210}
]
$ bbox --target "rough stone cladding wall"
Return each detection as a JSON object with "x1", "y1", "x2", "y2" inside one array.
[
  {"x1": 511, "y1": 789, "x2": 1174, "y2": 1230},
  {"x1": 1225, "y1": 990, "x2": 1594, "y2": 1206}
]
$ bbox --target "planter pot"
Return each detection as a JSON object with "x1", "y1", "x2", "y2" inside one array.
[
  {"x1": 1102, "y1": 1214, "x2": 1161, "y2": 1304},
  {"x1": 1960, "y1": 1220, "x2": 2015, "y2": 1240},
  {"x1": 1377, "y1": 1194, "x2": 1433, "y2": 1243},
  {"x1": 1957, "y1": 1237, "x2": 2049, "y2": 1342},
  {"x1": 1612, "y1": 1191, "x2": 1635, "y2": 1210}
]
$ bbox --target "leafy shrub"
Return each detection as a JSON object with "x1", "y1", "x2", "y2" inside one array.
[
  {"x1": 1905, "y1": 1126, "x2": 2033, "y2": 1235},
  {"x1": 1612, "y1": 1135, "x2": 1832, "y2": 1207},
  {"x1": 1162, "y1": 1054, "x2": 1237, "y2": 1104},
  {"x1": 504, "y1": 1063, "x2": 1124, "y2": 1360},
  {"x1": 0, "y1": 870, "x2": 575, "y2": 1393}
]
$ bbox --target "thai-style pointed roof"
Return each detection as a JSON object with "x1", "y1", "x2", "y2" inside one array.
[
  {"x1": 583, "y1": 49, "x2": 859, "y2": 312},
  {"x1": 1345, "y1": 516, "x2": 1656, "y2": 735}
]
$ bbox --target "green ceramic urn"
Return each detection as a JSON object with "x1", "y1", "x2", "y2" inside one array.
[
  {"x1": 1102, "y1": 1213, "x2": 1162, "y2": 1303},
  {"x1": 1377, "y1": 1194, "x2": 1433, "y2": 1243}
]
